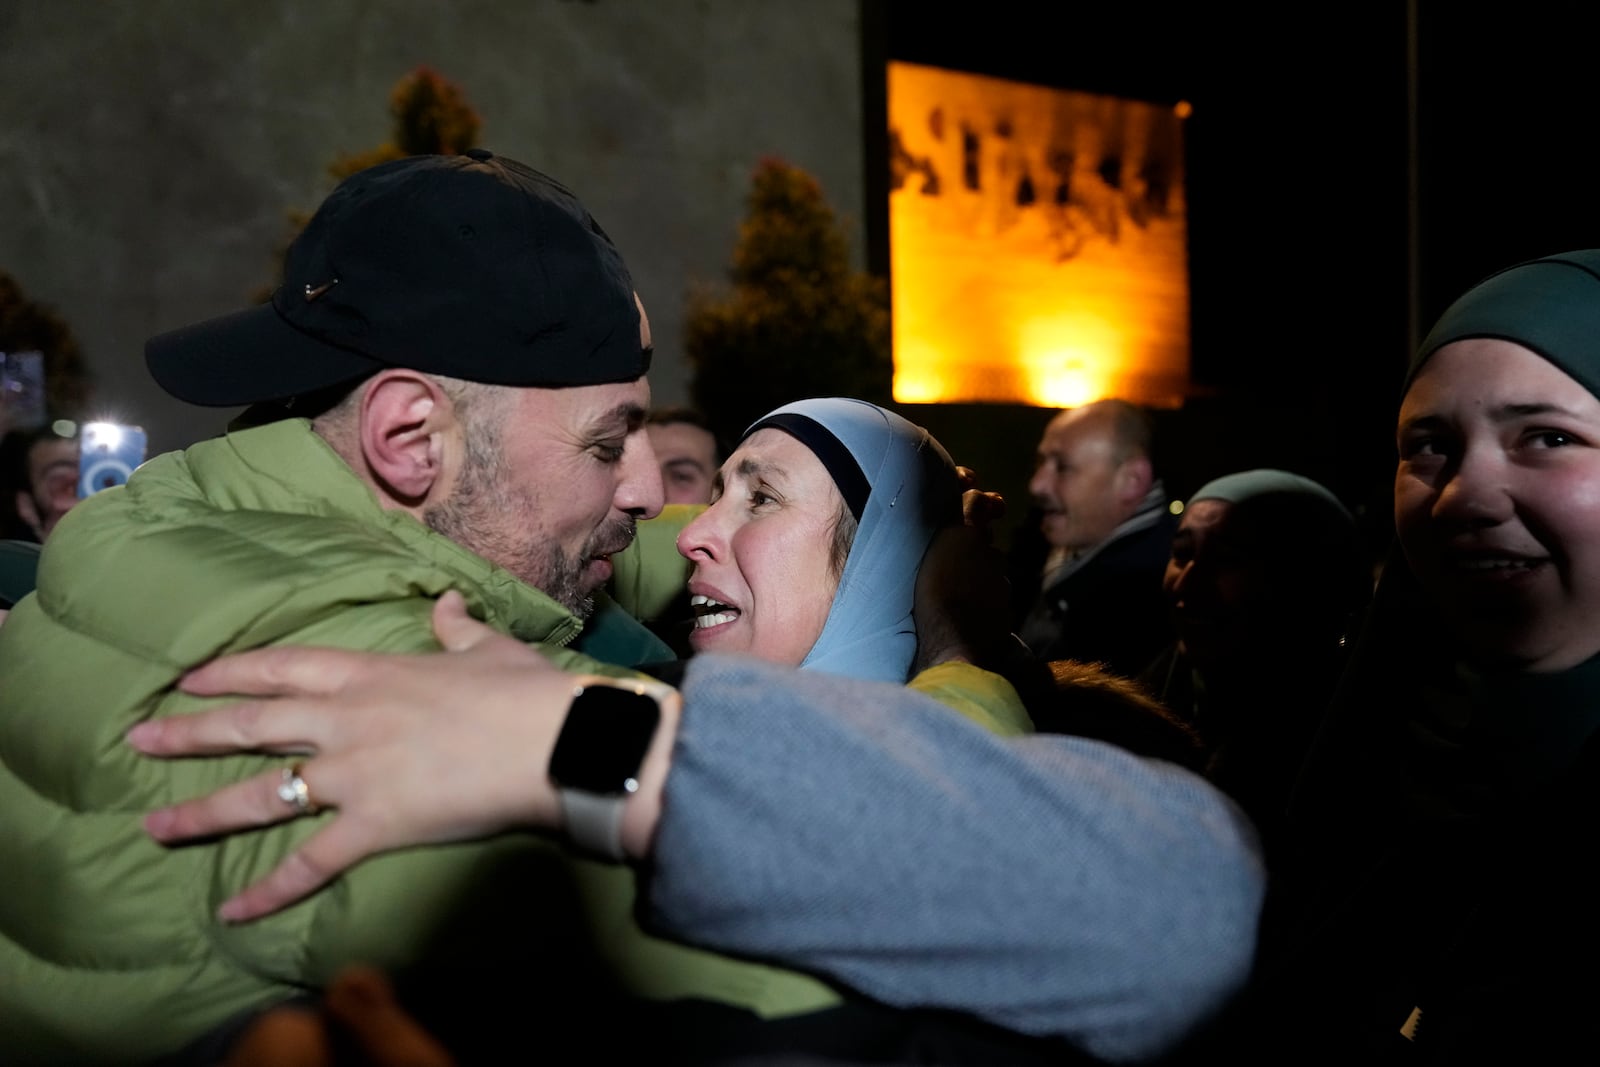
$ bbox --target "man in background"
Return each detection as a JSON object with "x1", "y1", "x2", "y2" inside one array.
[
  {"x1": 1015, "y1": 398, "x2": 1177, "y2": 677},
  {"x1": 645, "y1": 405, "x2": 722, "y2": 505},
  {"x1": 617, "y1": 406, "x2": 722, "y2": 655},
  {"x1": 0, "y1": 425, "x2": 78, "y2": 542}
]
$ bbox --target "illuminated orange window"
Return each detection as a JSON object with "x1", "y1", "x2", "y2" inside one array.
[{"x1": 889, "y1": 62, "x2": 1191, "y2": 409}]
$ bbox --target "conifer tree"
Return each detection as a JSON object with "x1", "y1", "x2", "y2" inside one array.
[
  {"x1": 0, "y1": 269, "x2": 90, "y2": 431},
  {"x1": 259, "y1": 67, "x2": 483, "y2": 300},
  {"x1": 685, "y1": 158, "x2": 892, "y2": 447},
  {"x1": 326, "y1": 65, "x2": 482, "y2": 181}
]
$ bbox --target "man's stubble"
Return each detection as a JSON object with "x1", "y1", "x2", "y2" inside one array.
[{"x1": 424, "y1": 407, "x2": 632, "y2": 619}]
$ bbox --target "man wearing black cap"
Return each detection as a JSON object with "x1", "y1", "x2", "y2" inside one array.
[
  {"x1": 144, "y1": 149, "x2": 666, "y2": 628},
  {"x1": 0, "y1": 151, "x2": 840, "y2": 1063}
]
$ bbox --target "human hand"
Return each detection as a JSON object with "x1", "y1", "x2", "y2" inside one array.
[
  {"x1": 127, "y1": 591, "x2": 680, "y2": 921},
  {"x1": 914, "y1": 468, "x2": 1013, "y2": 672},
  {"x1": 222, "y1": 964, "x2": 457, "y2": 1067},
  {"x1": 954, "y1": 465, "x2": 1007, "y2": 538},
  {"x1": 912, "y1": 522, "x2": 1015, "y2": 673}
]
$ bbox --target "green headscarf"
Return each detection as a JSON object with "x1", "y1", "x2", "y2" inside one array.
[
  {"x1": 1188, "y1": 468, "x2": 1351, "y2": 521},
  {"x1": 1409, "y1": 248, "x2": 1600, "y2": 397}
]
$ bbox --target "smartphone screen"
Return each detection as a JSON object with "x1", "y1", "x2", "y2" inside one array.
[
  {"x1": 78, "y1": 421, "x2": 148, "y2": 498},
  {"x1": 1, "y1": 350, "x2": 47, "y2": 431}
]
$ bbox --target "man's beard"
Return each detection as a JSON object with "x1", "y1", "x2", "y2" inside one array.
[
  {"x1": 423, "y1": 429, "x2": 634, "y2": 618},
  {"x1": 520, "y1": 514, "x2": 638, "y2": 619}
]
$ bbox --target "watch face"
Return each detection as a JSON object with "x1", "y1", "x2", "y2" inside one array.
[{"x1": 548, "y1": 684, "x2": 662, "y2": 795}]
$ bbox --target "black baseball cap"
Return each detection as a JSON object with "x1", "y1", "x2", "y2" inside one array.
[{"x1": 147, "y1": 150, "x2": 648, "y2": 407}]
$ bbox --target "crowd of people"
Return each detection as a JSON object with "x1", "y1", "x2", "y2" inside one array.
[{"x1": 1, "y1": 148, "x2": 1595, "y2": 1066}]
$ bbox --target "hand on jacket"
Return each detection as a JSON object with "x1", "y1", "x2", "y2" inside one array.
[{"x1": 126, "y1": 591, "x2": 680, "y2": 921}]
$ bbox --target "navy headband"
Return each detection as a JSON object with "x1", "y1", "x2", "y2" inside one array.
[{"x1": 743, "y1": 412, "x2": 870, "y2": 521}]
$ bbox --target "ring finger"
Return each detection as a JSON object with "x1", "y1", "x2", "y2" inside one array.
[{"x1": 144, "y1": 762, "x2": 333, "y2": 844}]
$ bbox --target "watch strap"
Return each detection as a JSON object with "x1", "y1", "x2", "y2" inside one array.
[{"x1": 559, "y1": 786, "x2": 628, "y2": 862}]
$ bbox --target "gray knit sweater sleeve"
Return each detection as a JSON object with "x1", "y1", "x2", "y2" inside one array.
[{"x1": 645, "y1": 655, "x2": 1266, "y2": 1064}]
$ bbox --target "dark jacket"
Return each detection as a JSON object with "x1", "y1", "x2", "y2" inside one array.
[
  {"x1": 1193, "y1": 558, "x2": 1600, "y2": 1065},
  {"x1": 1016, "y1": 505, "x2": 1178, "y2": 679},
  {"x1": 1141, "y1": 639, "x2": 1348, "y2": 858}
]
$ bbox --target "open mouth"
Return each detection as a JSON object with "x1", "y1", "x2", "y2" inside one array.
[
  {"x1": 1432, "y1": 553, "x2": 1551, "y2": 597},
  {"x1": 1454, "y1": 557, "x2": 1540, "y2": 572},
  {"x1": 1443, "y1": 552, "x2": 1548, "y2": 579},
  {"x1": 690, "y1": 593, "x2": 741, "y2": 630},
  {"x1": 590, "y1": 521, "x2": 638, "y2": 562}
]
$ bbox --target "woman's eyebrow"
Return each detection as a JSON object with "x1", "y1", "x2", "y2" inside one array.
[
  {"x1": 735, "y1": 456, "x2": 788, "y2": 483},
  {"x1": 709, "y1": 455, "x2": 791, "y2": 500},
  {"x1": 1491, "y1": 401, "x2": 1582, "y2": 421},
  {"x1": 1396, "y1": 413, "x2": 1448, "y2": 436}
]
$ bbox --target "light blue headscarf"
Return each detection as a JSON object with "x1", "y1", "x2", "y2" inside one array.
[{"x1": 742, "y1": 398, "x2": 961, "y2": 683}]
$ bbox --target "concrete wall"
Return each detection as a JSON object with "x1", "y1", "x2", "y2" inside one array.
[{"x1": 0, "y1": 0, "x2": 865, "y2": 456}]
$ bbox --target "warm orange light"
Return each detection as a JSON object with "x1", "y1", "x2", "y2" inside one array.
[{"x1": 888, "y1": 62, "x2": 1191, "y2": 409}]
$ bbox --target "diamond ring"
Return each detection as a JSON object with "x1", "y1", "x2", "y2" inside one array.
[{"x1": 276, "y1": 761, "x2": 319, "y2": 816}]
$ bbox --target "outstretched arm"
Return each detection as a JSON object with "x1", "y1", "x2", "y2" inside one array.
[
  {"x1": 654, "y1": 655, "x2": 1264, "y2": 1062},
  {"x1": 131, "y1": 592, "x2": 1264, "y2": 1060}
]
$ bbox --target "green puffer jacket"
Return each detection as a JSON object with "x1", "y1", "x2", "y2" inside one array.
[{"x1": 0, "y1": 420, "x2": 840, "y2": 1064}]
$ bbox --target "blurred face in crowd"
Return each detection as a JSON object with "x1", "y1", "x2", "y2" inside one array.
[
  {"x1": 647, "y1": 419, "x2": 719, "y2": 505},
  {"x1": 676, "y1": 428, "x2": 843, "y2": 666},
  {"x1": 1396, "y1": 338, "x2": 1600, "y2": 672},
  {"x1": 16, "y1": 436, "x2": 80, "y2": 541},
  {"x1": 426, "y1": 297, "x2": 663, "y2": 617},
  {"x1": 1163, "y1": 499, "x2": 1274, "y2": 672},
  {"x1": 1029, "y1": 408, "x2": 1146, "y2": 553}
]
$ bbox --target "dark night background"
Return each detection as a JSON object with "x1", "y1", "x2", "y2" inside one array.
[
  {"x1": 6, "y1": 1, "x2": 1594, "y2": 564},
  {"x1": 862, "y1": 1, "x2": 1600, "y2": 557}
]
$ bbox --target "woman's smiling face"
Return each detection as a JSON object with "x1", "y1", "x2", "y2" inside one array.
[
  {"x1": 1396, "y1": 337, "x2": 1600, "y2": 671},
  {"x1": 676, "y1": 428, "x2": 846, "y2": 666}
]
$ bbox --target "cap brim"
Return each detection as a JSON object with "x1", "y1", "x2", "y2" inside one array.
[{"x1": 146, "y1": 300, "x2": 382, "y2": 407}]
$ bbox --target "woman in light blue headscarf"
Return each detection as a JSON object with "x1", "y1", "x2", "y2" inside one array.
[
  {"x1": 677, "y1": 396, "x2": 958, "y2": 683},
  {"x1": 676, "y1": 397, "x2": 1029, "y2": 732}
]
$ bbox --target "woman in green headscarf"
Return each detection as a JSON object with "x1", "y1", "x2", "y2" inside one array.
[
  {"x1": 1234, "y1": 250, "x2": 1600, "y2": 1064},
  {"x1": 1142, "y1": 468, "x2": 1369, "y2": 847}
]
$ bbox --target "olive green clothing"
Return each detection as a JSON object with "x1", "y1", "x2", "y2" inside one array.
[
  {"x1": 608, "y1": 502, "x2": 696, "y2": 625},
  {"x1": 0, "y1": 419, "x2": 833, "y2": 1064}
]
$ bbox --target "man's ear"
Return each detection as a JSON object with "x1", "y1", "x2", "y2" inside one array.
[
  {"x1": 15, "y1": 489, "x2": 44, "y2": 541},
  {"x1": 356, "y1": 371, "x2": 456, "y2": 509},
  {"x1": 1114, "y1": 454, "x2": 1154, "y2": 505}
]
